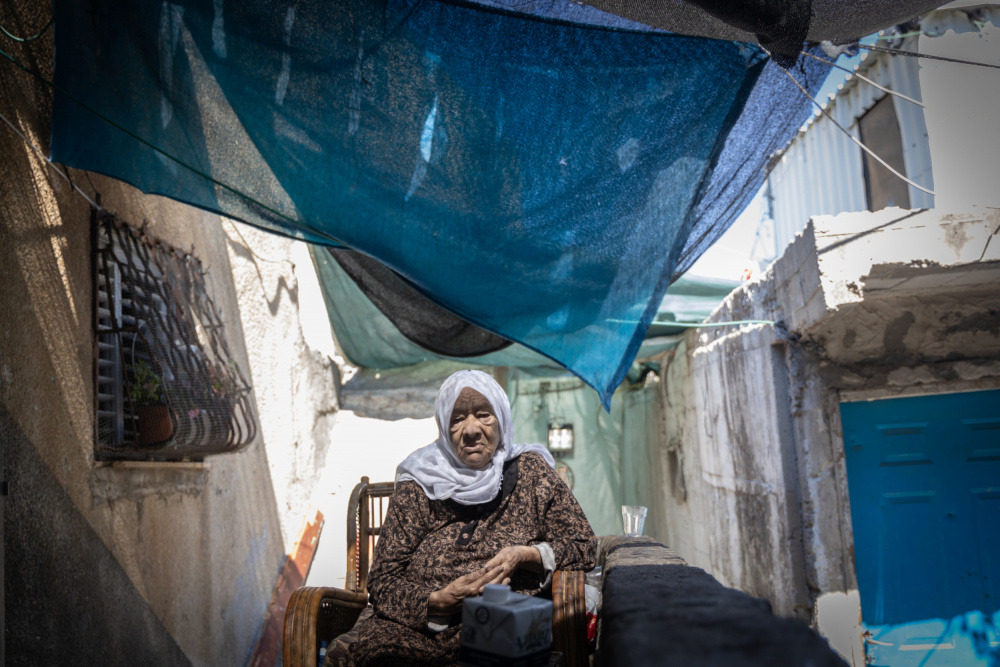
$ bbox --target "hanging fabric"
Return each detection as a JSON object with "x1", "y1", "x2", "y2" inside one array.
[
  {"x1": 330, "y1": 248, "x2": 512, "y2": 358},
  {"x1": 49, "y1": 0, "x2": 781, "y2": 406}
]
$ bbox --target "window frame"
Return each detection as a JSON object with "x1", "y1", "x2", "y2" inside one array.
[{"x1": 91, "y1": 208, "x2": 257, "y2": 461}]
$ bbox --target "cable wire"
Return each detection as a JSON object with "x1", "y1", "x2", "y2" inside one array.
[
  {"x1": 610, "y1": 318, "x2": 777, "y2": 328},
  {"x1": 799, "y1": 51, "x2": 925, "y2": 108},
  {"x1": 0, "y1": 105, "x2": 103, "y2": 209},
  {"x1": 859, "y1": 42, "x2": 1000, "y2": 70},
  {"x1": 875, "y1": 30, "x2": 924, "y2": 41},
  {"x1": 775, "y1": 61, "x2": 936, "y2": 197},
  {"x1": 663, "y1": 319, "x2": 776, "y2": 328}
]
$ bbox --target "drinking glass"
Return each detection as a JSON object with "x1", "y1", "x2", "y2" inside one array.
[{"x1": 621, "y1": 505, "x2": 647, "y2": 537}]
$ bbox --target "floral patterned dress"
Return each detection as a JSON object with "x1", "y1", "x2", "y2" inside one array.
[{"x1": 346, "y1": 452, "x2": 596, "y2": 667}]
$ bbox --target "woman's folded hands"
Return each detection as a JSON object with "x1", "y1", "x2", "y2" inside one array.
[
  {"x1": 427, "y1": 545, "x2": 542, "y2": 615},
  {"x1": 485, "y1": 545, "x2": 542, "y2": 579}
]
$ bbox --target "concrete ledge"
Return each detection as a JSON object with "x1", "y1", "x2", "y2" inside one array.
[
  {"x1": 598, "y1": 535, "x2": 687, "y2": 574},
  {"x1": 89, "y1": 462, "x2": 210, "y2": 505},
  {"x1": 595, "y1": 538, "x2": 847, "y2": 667}
]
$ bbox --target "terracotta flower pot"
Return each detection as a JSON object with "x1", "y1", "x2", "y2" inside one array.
[{"x1": 136, "y1": 405, "x2": 174, "y2": 445}]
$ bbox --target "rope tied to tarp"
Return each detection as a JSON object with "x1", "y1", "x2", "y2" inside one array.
[
  {"x1": 0, "y1": 104, "x2": 103, "y2": 210},
  {"x1": 0, "y1": 16, "x2": 53, "y2": 43},
  {"x1": 771, "y1": 54, "x2": 936, "y2": 197}
]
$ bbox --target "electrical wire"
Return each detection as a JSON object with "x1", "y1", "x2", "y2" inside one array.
[
  {"x1": 799, "y1": 51, "x2": 925, "y2": 108},
  {"x1": 858, "y1": 42, "x2": 1000, "y2": 70},
  {"x1": 0, "y1": 105, "x2": 103, "y2": 209},
  {"x1": 0, "y1": 45, "x2": 348, "y2": 249},
  {"x1": 875, "y1": 30, "x2": 923, "y2": 41},
  {"x1": 775, "y1": 61, "x2": 936, "y2": 197},
  {"x1": 663, "y1": 319, "x2": 776, "y2": 328}
]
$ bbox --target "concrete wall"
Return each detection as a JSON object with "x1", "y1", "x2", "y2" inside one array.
[
  {"x1": 639, "y1": 208, "x2": 1000, "y2": 665},
  {"x1": 222, "y1": 220, "x2": 342, "y2": 551},
  {"x1": 649, "y1": 326, "x2": 811, "y2": 622},
  {"x1": 1, "y1": 2, "x2": 340, "y2": 662}
]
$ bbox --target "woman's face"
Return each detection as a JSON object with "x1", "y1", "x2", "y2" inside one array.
[{"x1": 449, "y1": 387, "x2": 500, "y2": 469}]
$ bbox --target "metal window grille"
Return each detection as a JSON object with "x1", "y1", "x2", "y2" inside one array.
[{"x1": 92, "y1": 209, "x2": 257, "y2": 460}]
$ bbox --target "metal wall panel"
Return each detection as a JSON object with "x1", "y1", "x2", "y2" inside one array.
[{"x1": 767, "y1": 37, "x2": 934, "y2": 255}]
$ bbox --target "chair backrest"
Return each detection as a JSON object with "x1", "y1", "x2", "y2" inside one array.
[{"x1": 345, "y1": 476, "x2": 395, "y2": 595}]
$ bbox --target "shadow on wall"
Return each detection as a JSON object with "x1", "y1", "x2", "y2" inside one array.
[
  {"x1": 2, "y1": 406, "x2": 194, "y2": 667},
  {"x1": 0, "y1": 68, "x2": 284, "y2": 666}
]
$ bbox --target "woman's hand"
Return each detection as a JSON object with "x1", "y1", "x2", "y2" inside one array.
[
  {"x1": 484, "y1": 545, "x2": 542, "y2": 584},
  {"x1": 428, "y1": 565, "x2": 502, "y2": 616},
  {"x1": 427, "y1": 546, "x2": 543, "y2": 616}
]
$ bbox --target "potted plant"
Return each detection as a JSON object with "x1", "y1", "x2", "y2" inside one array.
[
  {"x1": 128, "y1": 359, "x2": 174, "y2": 445},
  {"x1": 202, "y1": 358, "x2": 241, "y2": 430}
]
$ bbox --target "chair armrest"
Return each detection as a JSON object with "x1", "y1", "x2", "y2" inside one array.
[
  {"x1": 552, "y1": 570, "x2": 588, "y2": 667},
  {"x1": 283, "y1": 586, "x2": 369, "y2": 667}
]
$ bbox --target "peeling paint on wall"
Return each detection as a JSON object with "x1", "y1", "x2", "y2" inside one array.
[{"x1": 641, "y1": 208, "x2": 1000, "y2": 666}]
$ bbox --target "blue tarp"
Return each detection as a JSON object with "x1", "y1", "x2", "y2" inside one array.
[{"x1": 50, "y1": 0, "x2": 772, "y2": 407}]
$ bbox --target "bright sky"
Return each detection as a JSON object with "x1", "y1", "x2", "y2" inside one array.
[{"x1": 684, "y1": 188, "x2": 766, "y2": 282}]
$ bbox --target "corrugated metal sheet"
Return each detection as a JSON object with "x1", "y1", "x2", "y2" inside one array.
[{"x1": 767, "y1": 35, "x2": 935, "y2": 252}]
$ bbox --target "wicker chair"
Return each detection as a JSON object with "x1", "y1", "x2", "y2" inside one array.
[{"x1": 283, "y1": 476, "x2": 588, "y2": 667}]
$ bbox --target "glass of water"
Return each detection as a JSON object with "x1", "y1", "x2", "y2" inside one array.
[{"x1": 621, "y1": 505, "x2": 647, "y2": 537}]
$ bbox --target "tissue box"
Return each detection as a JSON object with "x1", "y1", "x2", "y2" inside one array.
[{"x1": 460, "y1": 586, "x2": 552, "y2": 667}]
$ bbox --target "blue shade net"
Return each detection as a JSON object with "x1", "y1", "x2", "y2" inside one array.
[{"x1": 50, "y1": 0, "x2": 769, "y2": 407}]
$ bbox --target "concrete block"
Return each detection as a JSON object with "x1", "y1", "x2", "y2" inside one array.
[
  {"x1": 889, "y1": 270, "x2": 960, "y2": 293},
  {"x1": 89, "y1": 463, "x2": 210, "y2": 505},
  {"x1": 954, "y1": 360, "x2": 1000, "y2": 381},
  {"x1": 887, "y1": 365, "x2": 941, "y2": 386},
  {"x1": 937, "y1": 264, "x2": 1000, "y2": 288},
  {"x1": 815, "y1": 590, "x2": 864, "y2": 667},
  {"x1": 862, "y1": 275, "x2": 908, "y2": 292}
]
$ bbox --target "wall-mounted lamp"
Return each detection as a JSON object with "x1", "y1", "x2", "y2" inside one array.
[{"x1": 547, "y1": 423, "x2": 574, "y2": 457}]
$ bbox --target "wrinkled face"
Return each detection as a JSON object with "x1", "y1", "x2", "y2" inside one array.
[{"x1": 449, "y1": 387, "x2": 500, "y2": 469}]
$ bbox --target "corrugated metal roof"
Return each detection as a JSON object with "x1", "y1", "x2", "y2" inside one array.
[{"x1": 766, "y1": 35, "x2": 935, "y2": 251}]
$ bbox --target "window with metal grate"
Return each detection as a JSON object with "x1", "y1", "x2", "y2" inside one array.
[{"x1": 92, "y1": 208, "x2": 257, "y2": 461}]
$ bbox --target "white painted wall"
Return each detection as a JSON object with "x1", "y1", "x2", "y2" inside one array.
[
  {"x1": 305, "y1": 412, "x2": 438, "y2": 589},
  {"x1": 919, "y1": 5, "x2": 1000, "y2": 209},
  {"x1": 764, "y1": 7, "x2": 1000, "y2": 258},
  {"x1": 224, "y1": 221, "x2": 344, "y2": 553}
]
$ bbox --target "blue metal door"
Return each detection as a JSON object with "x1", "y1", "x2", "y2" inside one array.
[{"x1": 841, "y1": 389, "x2": 1000, "y2": 666}]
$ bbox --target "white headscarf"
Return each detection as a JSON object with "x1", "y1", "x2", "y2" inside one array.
[{"x1": 395, "y1": 370, "x2": 555, "y2": 505}]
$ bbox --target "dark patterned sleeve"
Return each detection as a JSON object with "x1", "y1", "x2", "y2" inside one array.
[
  {"x1": 366, "y1": 481, "x2": 436, "y2": 632},
  {"x1": 528, "y1": 455, "x2": 597, "y2": 571}
]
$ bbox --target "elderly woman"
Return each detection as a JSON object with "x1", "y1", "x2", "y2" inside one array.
[{"x1": 347, "y1": 370, "x2": 596, "y2": 667}]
